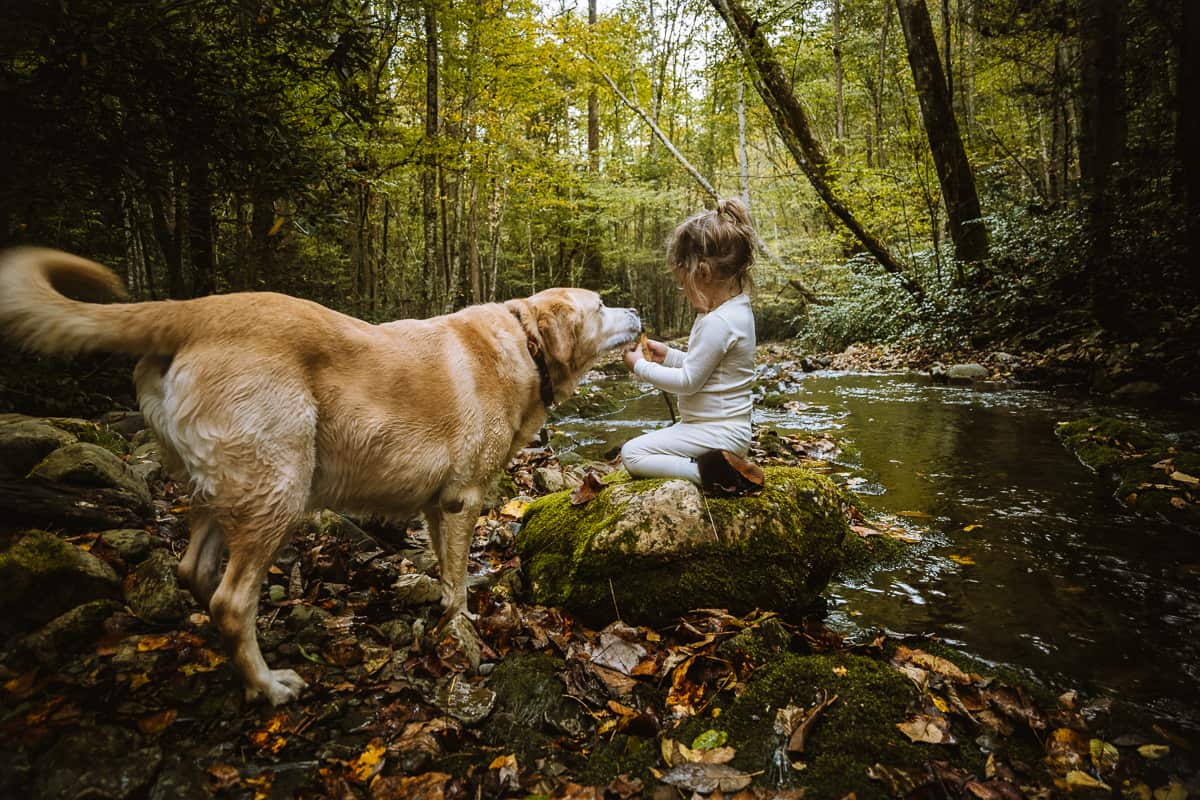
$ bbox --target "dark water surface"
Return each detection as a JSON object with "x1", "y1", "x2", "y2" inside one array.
[{"x1": 555, "y1": 372, "x2": 1200, "y2": 726}]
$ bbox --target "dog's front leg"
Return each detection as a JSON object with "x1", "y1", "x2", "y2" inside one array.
[
  {"x1": 210, "y1": 537, "x2": 307, "y2": 706},
  {"x1": 430, "y1": 491, "x2": 482, "y2": 623}
]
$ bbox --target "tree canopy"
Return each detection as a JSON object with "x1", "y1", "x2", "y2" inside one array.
[{"x1": 2, "y1": 0, "x2": 1193, "y2": 354}]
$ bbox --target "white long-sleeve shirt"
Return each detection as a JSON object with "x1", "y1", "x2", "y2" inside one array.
[{"x1": 633, "y1": 293, "x2": 755, "y2": 423}]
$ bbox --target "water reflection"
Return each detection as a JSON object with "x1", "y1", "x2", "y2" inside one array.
[{"x1": 553, "y1": 371, "x2": 1200, "y2": 725}]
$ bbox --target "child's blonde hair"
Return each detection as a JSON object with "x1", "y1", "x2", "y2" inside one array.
[{"x1": 667, "y1": 196, "x2": 757, "y2": 297}]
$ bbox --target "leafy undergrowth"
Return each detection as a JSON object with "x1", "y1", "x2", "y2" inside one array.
[{"x1": 1, "y1": 443, "x2": 1197, "y2": 798}]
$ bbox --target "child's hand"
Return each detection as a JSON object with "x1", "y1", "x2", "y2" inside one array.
[
  {"x1": 622, "y1": 340, "x2": 644, "y2": 371},
  {"x1": 644, "y1": 338, "x2": 668, "y2": 363}
]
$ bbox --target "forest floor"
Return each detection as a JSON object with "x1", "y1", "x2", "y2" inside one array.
[{"x1": 3, "y1": 408, "x2": 1199, "y2": 799}]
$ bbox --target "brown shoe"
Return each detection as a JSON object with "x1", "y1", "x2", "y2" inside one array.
[{"x1": 696, "y1": 450, "x2": 765, "y2": 497}]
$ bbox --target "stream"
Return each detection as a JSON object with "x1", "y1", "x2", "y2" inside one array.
[{"x1": 553, "y1": 370, "x2": 1200, "y2": 728}]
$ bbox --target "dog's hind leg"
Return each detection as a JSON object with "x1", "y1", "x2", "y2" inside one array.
[
  {"x1": 209, "y1": 508, "x2": 307, "y2": 706},
  {"x1": 178, "y1": 507, "x2": 225, "y2": 610}
]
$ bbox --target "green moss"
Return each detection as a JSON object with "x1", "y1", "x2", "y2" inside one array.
[
  {"x1": 579, "y1": 733, "x2": 659, "y2": 785},
  {"x1": 46, "y1": 418, "x2": 130, "y2": 456},
  {"x1": 671, "y1": 652, "x2": 936, "y2": 799},
  {"x1": 518, "y1": 467, "x2": 858, "y2": 627},
  {"x1": 1056, "y1": 416, "x2": 1199, "y2": 527}
]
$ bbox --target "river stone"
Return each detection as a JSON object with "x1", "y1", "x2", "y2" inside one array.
[
  {"x1": 20, "y1": 598, "x2": 124, "y2": 666},
  {"x1": 946, "y1": 363, "x2": 991, "y2": 382},
  {"x1": 517, "y1": 467, "x2": 853, "y2": 627},
  {"x1": 34, "y1": 725, "x2": 163, "y2": 800},
  {"x1": 101, "y1": 529, "x2": 153, "y2": 564},
  {"x1": 124, "y1": 549, "x2": 192, "y2": 624},
  {"x1": 0, "y1": 417, "x2": 78, "y2": 476},
  {"x1": 393, "y1": 572, "x2": 444, "y2": 606},
  {"x1": 0, "y1": 529, "x2": 121, "y2": 635},
  {"x1": 29, "y1": 441, "x2": 152, "y2": 508},
  {"x1": 434, "y1": 674, "x2": 496, "y2": 724},
  {"x1": 1110, "y1": 380, "x2": 1165, "y2": 403}
]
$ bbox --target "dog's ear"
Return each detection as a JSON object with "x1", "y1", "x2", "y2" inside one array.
[{"x1": 535, "y1": 301, "x2": 579, "y2": 371}]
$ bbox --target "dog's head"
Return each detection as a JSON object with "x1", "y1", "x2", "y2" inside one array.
[{"x1": 516, "y1": 288, "x2": 641, "y2": 402}]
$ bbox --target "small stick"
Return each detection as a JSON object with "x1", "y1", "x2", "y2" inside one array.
[{"x1": 608, "y1": 577, "x2": 622, "y2": 622}]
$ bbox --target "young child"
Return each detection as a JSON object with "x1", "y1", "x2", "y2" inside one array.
[{"x1": 621, "y1": 197, "x2": 762, "y2": 494}]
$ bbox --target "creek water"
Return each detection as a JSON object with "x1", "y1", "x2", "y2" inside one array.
[{"x1": 553, "y1": 371, "x2": 1200, "y2": 727}]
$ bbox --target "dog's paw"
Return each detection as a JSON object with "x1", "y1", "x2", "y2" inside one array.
[{"x1": 246, "y1": 669, "x2": 308, "y2": 706}]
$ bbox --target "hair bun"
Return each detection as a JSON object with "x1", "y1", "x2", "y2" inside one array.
[{"x1": 716, "y1": 196, "x2": 752, "y2": 227}]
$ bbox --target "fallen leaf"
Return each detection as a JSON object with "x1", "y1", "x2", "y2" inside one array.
[
  {"x1": 898, "y1": 510, "x2": 933, "y2": 519},
  {"x1": 1170, "y1": 471, "x2": 1199, "y2": 489},
  {"x1": 369, "y1": 771, "x2": 451, "y2": 800},
  {"x1": 832, "y1": 666, "x2": 849, "y2": 677},
  {"x1": 949, "y1": 554, "x2": 976, "y2": 565},
  {"x1": 691, "y1": 729, "x2": 728, "y2": 751},
  {"x1": 1138, "y1": 744, "x2": 1170, "y2": 759},
  {"x1": 499, "y1": 499, "x2": 529, "y2": 519},
  {"x1": 136, "y1": 634, "x2": 173, "y2": 652},
  {"x1": 1153, "y1": 783, "x2": 1188, "y2": 800},
  {"x1": 137, "y1": 708, "x2": 177, "y2": 734},
  {"x1": 896, "y1": 714, "x2": 954, "y2": 744},
  {"x1": 1064, "y1": 770, "x2": 1110, "y2": 791},
  {"x1": 350, "y1": 738, "x2": 386, "y2": 783},
  {"x1": 660, "y1": 762, "x2": 752, "y2": 794},
  {"x1": 892, "y1": 646, "x2": 972, "y2": 684},
  {"x1": 1090, "y1": 738, "x2": 1119, "y2": 773},
  {"x1": 964, "y1": 524, "x2": 984, "y2": 532},
  {"x1": 570, "y1": 471, "x2": 606, "y2": 505}
]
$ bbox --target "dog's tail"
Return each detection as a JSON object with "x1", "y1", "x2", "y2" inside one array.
[{"x1": 0, "y1": 247, "x2": 186, "y2": 356}]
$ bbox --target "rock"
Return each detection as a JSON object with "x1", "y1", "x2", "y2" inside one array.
[
  {"x1": 0, "y1": 529, "x2": 121, "y2": 635},
  {"x1": 0, "y1": 417, "x2": 77, "y2": 476},
  {"x1": 929, "y1": 362, "x2": 948, "y2": 384},
  {"x1": 440, "y1": 613, "x2": 483, "y2": 671},
  {"x1": 124, "y1": 549, "x2": 192, "y2": 624},
  {"x1": 517, "y1": 467, "x2": 854, "y2": 627},
  {"x1": 946, "y1": 363, "x2": 991, "y2": 383},
  {"x1": 147, "y1": 752, "x2": 214, "y2": 800},
  {"x1": 1110, "y1": 380, "x2": 1165, "y2": 403},
  {"x1": 20, "y1": 599, "x2": 123, "y2": 666},
  {"x1": 44, "y1": 417, "x2": 131, "y2": 456},
  {"x1": 992, "y1": 352, "x2": 1016, "y2": 364},
  {"x1": 800, "y1": 355, "x2": 821, "y2": 372},
  {"x1": 377, "y1": 618, "x2": 414, "y2": 647},
  {"x1": 1057, "y1": 416, "x2": 1199, "y2": 529},
  {"x1": 434, "y1": 674, "x2": 496, "y2": 724},
  {"x1": 100, "y1": 529, "x2": 152, "y2": 564},
  {"x1": 29, "y1": 441, "x2": 152, "y2": 507},
  {"x1": 99, "y1": 410, "x2": 146, "y2": 438},
  {"x1": 534, "y1": 467, "x2": 568, "y2": 494},
  {"x1": 34, "y1": 726, "x2": 162, "y2": 800},
  {"x1": 392, "y1": 572, "x2": 443, "y2": 606},
  {"x1": 130, "y1": 440, "x2": 166, "y2": 483}
]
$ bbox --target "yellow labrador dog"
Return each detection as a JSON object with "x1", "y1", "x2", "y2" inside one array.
[{"x1": 0, "y1": 248, "x2": 641, "y2": 705}]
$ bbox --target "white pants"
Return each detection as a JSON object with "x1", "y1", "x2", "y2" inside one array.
[{"x1": 620, "y1": 418, "x2": 752, "y2": 484}]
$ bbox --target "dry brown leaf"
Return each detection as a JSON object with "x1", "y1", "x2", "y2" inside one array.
[
  {"x1": 570, "y1": 471, "x2": 606, "y2": 505},
  {"x1": 896, "y1": 714, "x2": 954, "y2": 744},
  {"x1": 660, "y1": 762, "x2": 753, "y2": 794}
]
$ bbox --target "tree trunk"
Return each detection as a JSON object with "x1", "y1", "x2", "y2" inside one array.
[
  {"x1": 582, "y1": 0, "x2": 603, "y2": 291},
  {"x1": 1182, "y1": 0, "x2": 1200, "y2": 284},
  {"x1": 874, "y1": 4, "x2": 892, "y2": 168},
  {"x1": 422, "y1": 2, "x2": 441, "y2": 313},
  {"x1": 737, "y1": 75, "x2": 751, "y2": 203},
  {"x1": 833, "y1": 0, "x2": 845, "y2": 146},
  {"x1": 1078, "y1": 0, "x2": 1127, "y2": 329},
  {"x1": 710, "y1": 0, "x2": 923, "y2": 299},
  {"x1": 187, "y1": 157, "x2": 215, "y2": 297},
  {"x1": 895, "y1": 0, "x2": 988, "y2": 263}
]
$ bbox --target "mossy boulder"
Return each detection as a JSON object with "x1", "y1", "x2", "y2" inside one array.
[
  {"x1": 123, "y1": 549, "x2": 192, "y2": 624},
  {"x1": 671, "y1": 652, "x2": 955, "y2": 799},
  {"x1": 0, "y1": 529, "x2": 121, "y2": 636},
  {"x1": 0, "y1": 415, "x2": 78, "y2": 476},
  {"x1": 516, "y1": 467, "x2": 853, "y2": 627},
  {"x1": 29, "y1": 442, "x2": 151, "y2": 508},
  {"x1": 1056, "y1": 416, "x2": 1199, "y2": 529}
]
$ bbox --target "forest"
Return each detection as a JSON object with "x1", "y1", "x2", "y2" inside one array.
[
  {"x1": 2, "y1": 1, "x2": 1199, "y2": 799},
  {"x1": 2, "y1": 0, "x2": 1195, "y2": 379}
]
